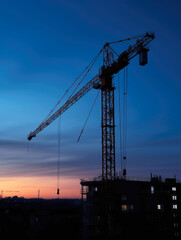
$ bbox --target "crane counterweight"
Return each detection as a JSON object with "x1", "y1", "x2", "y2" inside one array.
[{"x1": 139, "y1": 48, "x2": 149, "y2": 66}]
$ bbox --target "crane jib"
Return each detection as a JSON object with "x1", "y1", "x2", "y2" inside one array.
[{"x1": 27, "y1": 75, "x2": 100, "y2": 140}]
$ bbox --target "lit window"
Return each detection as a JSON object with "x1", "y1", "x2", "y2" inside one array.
[
  {"x1": 122, "y1": 205, "x2": 127, "y2": 211},
  {"x1": 94, "y1": 187, "x2": 98, "y2": 192},
  {"x1": 172, "y1": 187, "x2": 176, "y2": 191},
  {"x1": 174, "y1": 223, "x2": 178, "y2": 227},
  {"x1": 172, "y1": 195, "x2": 177, "y2": 200},
  {"x1": 174, "y1": 232, "x2": 179, "y2": 237},
  {"x1": 121, "y1": 205, "x2": 134, "y2": 211},
  {"x1": 151, "y1": 186, "x2": 154, "y2": 194},
  {"x1": 173, "y1": 204, "x2": 177, "y2": 209},
  {"x1": 157, "y1": 204, "x2": 161, "y2": 210}
]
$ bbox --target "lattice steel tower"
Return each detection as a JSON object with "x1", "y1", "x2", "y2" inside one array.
[{"x1": 101, "y1": 44, "x2": 115, "y2": 181}]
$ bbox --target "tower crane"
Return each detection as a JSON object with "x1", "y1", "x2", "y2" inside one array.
[{"x1": 28, "y1": 32, "x2": 155, "y2": 182}]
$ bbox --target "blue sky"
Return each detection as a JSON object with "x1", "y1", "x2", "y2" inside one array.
[{"x1": 0, "y1": 0, "x2": 181, "y2": 196}]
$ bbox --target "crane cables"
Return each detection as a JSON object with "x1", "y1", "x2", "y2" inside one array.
[
  {"x1": 118, "y1": 72, "x2": 123, "y2": 176},
  {"x1": 123, "y1": 66, "x2": 128, "y2": 177},
  {"x1": 111, "y1": 46, "x2": 128, "y2": 177},
  {"x1": 42, "y1": 48, "x2": 103, "y2": 124},
  {"x1": 108, "y1": 33, "x2": 145, "y2": 45},
  {"x1": 117, "y1": 65, "x2": 128, "y2": 177},
  {"x1": 77, "y1": 89, "x2": 100, "y2": 142},
  {"x1": 57, "y1": 115, "x2": 61, "y2": 196}
]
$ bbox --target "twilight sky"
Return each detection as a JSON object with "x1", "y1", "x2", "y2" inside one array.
[{"x1": 0, "y1": 0, "x2": 181, "y2": 198}]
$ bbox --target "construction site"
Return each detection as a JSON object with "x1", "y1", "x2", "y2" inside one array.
[{"x1": 26, "y1": 33, "x2": 181, "y2": 240}]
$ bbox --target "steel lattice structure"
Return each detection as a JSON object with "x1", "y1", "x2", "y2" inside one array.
[
  {"x1": 101, "y1": 45, "x2": 115, "y2": 181},
  {"x1": 28, "y1": 32, "x2": 155, "y2": 182}
]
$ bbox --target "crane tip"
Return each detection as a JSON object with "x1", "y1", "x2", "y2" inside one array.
[{"x1": 27, "y1": 132, "x2": 36, "y2": 141}]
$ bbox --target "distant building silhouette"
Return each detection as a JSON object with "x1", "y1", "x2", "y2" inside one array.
[
  {"x1": 81, "y1": 175, "x2": 181, "y2": 240},
  {"x1": 0, "y1": 198, "x2": 81, "y2": 240}
]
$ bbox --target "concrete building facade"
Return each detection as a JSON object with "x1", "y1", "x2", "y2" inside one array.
[{"x1": 81, "y1": 176, "x2": 181, "y2": 240}]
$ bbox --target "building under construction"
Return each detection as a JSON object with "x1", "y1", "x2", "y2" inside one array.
[{"x1": 81, "y1": 176, "x2": 181, "y2": 240}]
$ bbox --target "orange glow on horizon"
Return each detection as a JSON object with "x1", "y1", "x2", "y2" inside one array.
[{"x1": 0, "y1": 176, "x2": 81, "y2": 199}]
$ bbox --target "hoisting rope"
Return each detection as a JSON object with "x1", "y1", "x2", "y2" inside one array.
[
  {"x1": 123, "y1": 66, "x2": 128, "y2": 176},
  {"x1": 27, "y1": 140, "x2": 30, "y2": 152},
  {"x1": 118, "y1": 72, "x2": 123, "y2": 176},
  {"x1": 42, "y1": 48, "x2": 103, "y2": 196},
  {"x1": 57, "y1": 116, "x2": 61, "y2": 196},
  {"x1": 77, "y1": 89, "x2": 100, "y2": 142}
]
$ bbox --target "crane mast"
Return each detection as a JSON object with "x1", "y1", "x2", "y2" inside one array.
[
  {"x1": 101, "y1": 45, "x2": 115, "y2": 181},
  {"x1": 28, "y1": 32, "x2": 155, "y2": 181}
]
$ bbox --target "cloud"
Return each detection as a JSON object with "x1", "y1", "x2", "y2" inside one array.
[
  {"x1": 0, "y1": 138, "x2": 101, "y2": 179},
  {"x1": 1, "y1": 130, "x2": 181, "y2": 181}
]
